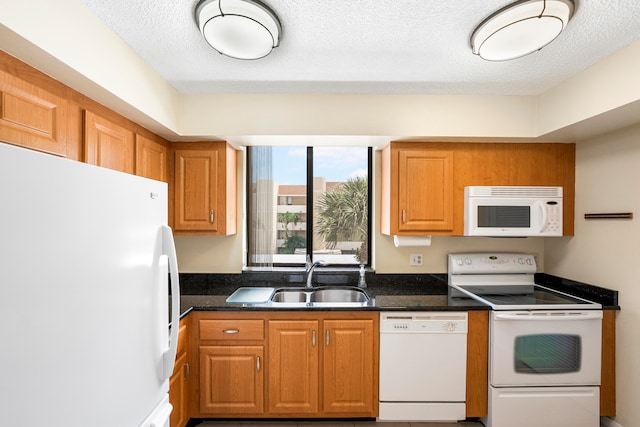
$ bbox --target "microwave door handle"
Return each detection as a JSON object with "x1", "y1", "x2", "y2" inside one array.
[{"x1": 533, "y1": 200, "x2": 546, "y2": 233}]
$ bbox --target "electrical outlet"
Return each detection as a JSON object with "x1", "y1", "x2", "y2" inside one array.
[{"x1": 410, "y1": 253, "x2": 423, "y2": 266}]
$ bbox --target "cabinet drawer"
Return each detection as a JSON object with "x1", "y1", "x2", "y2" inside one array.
[{"x1": 199, "y1": 319, "x2": 264, "y2": 341}]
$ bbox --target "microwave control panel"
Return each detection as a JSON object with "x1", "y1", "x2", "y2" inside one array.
[{"x1": 541, "y1": 201, "x2": 562, "y2": 233}]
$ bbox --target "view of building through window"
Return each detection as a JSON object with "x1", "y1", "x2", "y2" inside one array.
[{"x1": 248, "y1": 146, "x2": 370, "y2": 267}]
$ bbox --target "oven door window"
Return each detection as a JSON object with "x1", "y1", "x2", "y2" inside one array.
[{"x1": 514, "y1": 334, "x2": 581, "y2": 374}]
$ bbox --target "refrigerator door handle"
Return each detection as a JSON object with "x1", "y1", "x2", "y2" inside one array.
[{"x1": 162, "y1": 225, "x2": 181, "y2": 381}]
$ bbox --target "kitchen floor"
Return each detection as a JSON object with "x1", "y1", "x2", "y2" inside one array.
[{"x1": 195, "y1": 422, "x2": 484, "y2": 426}]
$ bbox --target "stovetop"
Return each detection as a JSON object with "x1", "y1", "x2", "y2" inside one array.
[
  {"x1": 453, "y1": 283, "x2": 602, "y2": 310},
  {"x1": 448, "y1": 253, "x2": 602, "y2": 310}
]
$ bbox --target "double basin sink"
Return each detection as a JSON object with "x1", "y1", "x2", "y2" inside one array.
[{"x1": 269, "y1": 286, "x2": 371, "y2": 308}]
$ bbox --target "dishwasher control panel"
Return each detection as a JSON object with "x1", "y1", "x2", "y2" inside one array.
[{"x1": 380, "y1": 312, "x2": 468, "y2": 333}]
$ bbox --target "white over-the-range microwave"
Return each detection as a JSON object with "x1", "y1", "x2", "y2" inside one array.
[{"x1": 464, "y1": 186, "x2": 563, "y2": 237}]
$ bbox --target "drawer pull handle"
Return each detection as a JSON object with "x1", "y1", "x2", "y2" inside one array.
[
  {"x1": 256, "y1": 355, "x2": 261, "y2": 372},
  {"x1": 325, "y1": 330, "x2": 330, "y2": 346},
  {"x1": 210, "y1": 209, "x2": 215, "y2": 224},
  {"x1": 402, "y1": 209, "x2": 406, "y2": 223},
  {"x1": 223, "y1": 329, "x2": 240, "y2": 334},
  {"x1": 312, "y1": 330, "x2": 316, "y2": 347},
  {"x1": 184, "y1": 362, "x2": 190, "y2": 381}
]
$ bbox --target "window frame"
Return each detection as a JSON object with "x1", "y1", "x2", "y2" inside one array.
[{"x1": 246, "y1": 146, "x2": 372, "y2": 268}]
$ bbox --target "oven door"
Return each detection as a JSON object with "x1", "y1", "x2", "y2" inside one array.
[{"x1": 490, "y1": 310, "x2": 602, "y2": 386}]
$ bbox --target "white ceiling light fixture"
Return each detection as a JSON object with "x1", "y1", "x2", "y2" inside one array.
[
  {"x1": 471, "y1": 0, "x2": 575, "y2": 61},
  {"x1": 195, "y1": 0, "x2": 282, "y2": 60}
]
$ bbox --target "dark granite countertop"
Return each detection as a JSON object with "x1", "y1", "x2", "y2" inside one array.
[{"x1": 176, "y1": 271, "x2": 618, "y2": 319}]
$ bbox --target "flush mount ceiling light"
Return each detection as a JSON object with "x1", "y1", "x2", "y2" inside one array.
[
  {"x1": 471, "y1": 0, "x2": 575, "y2": 61},
  {"x1": 195, "y1": 0, "x2": 281, "y2": 60}
]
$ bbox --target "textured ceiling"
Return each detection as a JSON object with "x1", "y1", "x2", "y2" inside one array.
[{"x1": 81, "y1": 0, "x2": 640, "y2": 96}]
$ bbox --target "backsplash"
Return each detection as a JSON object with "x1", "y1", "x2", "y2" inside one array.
[{"x1": 179, "y1": 271, "x2": 449, "y2": 296}]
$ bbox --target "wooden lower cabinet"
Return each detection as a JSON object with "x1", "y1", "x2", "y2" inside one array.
[
  {"x1": 465, "y1": 310, "x2": 489, "y2": 418},
  {"x1": 267, "y1": 320, "x2": 320, "y2": 414},
  {"x1": 169, "y1": 351, "x2": 189, "y2": 427},
  {"x1": 601, "y1": 309, "x2": 616, "y2": 416},
  {"x1": 199, "y1": 345, "x2": 264, "y2": 414},
  {"x1": 322, "y1": 319, "x2": 377, "y2": 414},
  {"x1": 192, "y1": 311, "x2": 378, "y2": 419},
  {"x1": 169, "y1": 318, "x2": 190, "y2": 427},
  {"x1": 267, "y1": 313, "x2": 378, "y2": 417}
]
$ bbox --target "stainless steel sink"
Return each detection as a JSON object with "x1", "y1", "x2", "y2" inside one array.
[
  {"x1": 309, "y1": 288, "x2": 369, "y2": 304},
  {"x1": 269, "y1": 286, "x2": 370, "y2": 307},
  {"x1": 270, "y1": 289, "x2": 307, "y2": 303}
]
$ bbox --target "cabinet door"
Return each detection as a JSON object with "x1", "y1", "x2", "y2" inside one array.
[
  {"x1": 323, "y1": 319, "x2": 376, "y2": 415},
  {"x1": 135, "y1": 134, "x2": 167, "y2": 182},
  {"x1": 398, "y1": 149, "x2": 453, "y2": 232},
  {"x1": 83, "y1": 110, "x2": 134, "y2": 174},
  {"x1": 169, "y1": 351, "x2": 189, "y2": 427},
  {"x1": 0, "y1": 69, "x2": 68, "y2": 156},
  {"x1": 174, "y1": 148, "x2": 219, "y2": 232},
  {"x1": 268, "y1": 320, "x2": 319, "y2": 414},
  {"x1": 199, "y1": 345, "x2": 264, "y2": 414},
  {"x1": 466, "y1": 310, "x2": 489, "y2": 418}
]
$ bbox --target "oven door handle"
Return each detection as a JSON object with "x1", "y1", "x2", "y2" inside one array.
[{"x1": 493, "y1": 312, "x2": 602, "y2": 321}]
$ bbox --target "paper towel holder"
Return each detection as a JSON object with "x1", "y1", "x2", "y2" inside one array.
[{"x1": 393, "y1": 235, "x2": 432, "y2": 247}]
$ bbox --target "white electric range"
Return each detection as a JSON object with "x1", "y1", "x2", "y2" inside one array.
[{"x1": 448, "y1": 253, "x2": 603, "y2": 427}]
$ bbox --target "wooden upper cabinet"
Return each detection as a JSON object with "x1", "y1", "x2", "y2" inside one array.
[
  {"x1": 381, "y1": 141, "x2": 575, "y2": 236},
  {"x1": 397, "y1": 149, "x2": 454, "y2": 233},
  {"x1": 381, "y1": 143, "x2": 454, "y2": 235},
  {"x1": 173, "y1": 141, "x2": 237, "y2": 235},
  {"x1": 135, "y1": 134, "x2": 167, "y2": 182},
  {"x1": 0, "y1": 69, "x2": 68, "y2": 156},
  {"x1": 83, "y1": 110, "x2": 134, "y2": 174}
]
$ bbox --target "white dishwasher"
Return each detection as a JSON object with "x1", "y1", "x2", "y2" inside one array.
[{"x1": 379, "y1": 311, "x2": 468, "y2": 422}]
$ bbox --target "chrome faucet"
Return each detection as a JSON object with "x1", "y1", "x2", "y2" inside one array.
[{"x1": 305, "y1": 256, "x2": 328, "y2": 288}]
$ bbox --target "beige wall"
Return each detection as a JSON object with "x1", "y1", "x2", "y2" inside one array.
[{"x1": 545, "y1": 123, "x2": 640, "y2": 427}]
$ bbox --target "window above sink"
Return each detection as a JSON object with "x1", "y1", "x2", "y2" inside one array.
[{"x1": 246, "y1": 146, "x2": 372, "y2": 269}]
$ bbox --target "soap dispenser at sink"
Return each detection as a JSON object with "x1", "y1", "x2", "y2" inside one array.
[{"x1": 358, "y1": 264, "x2": 367, "y2": 288}]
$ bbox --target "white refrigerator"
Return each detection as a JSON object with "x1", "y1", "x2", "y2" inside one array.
[{"x1": 0, "y1": 142, "x2": 180, "y2": 427}]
